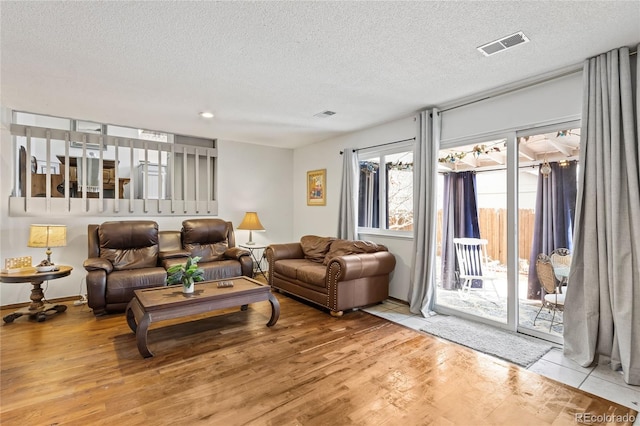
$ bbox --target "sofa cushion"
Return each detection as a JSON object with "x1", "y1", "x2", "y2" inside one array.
[
  {"x1": 323, "y1": 239, "x2": 387, "y2": 265},
  {"x1": 273, "y1": 259, "x2": 311, "y2": 280},
  {"x1": 105, "y1": 267, "x2": 167, "y2": 304},
  {"x1": 103, "y1": 246, "x2": 159, "y2": 271},
  {"x1": 200, "y1": 260, "x2": 243, "y2": 281},
  {"x1": 184, "y1": 241, "x2": 229, "y2": 263},
  {"x1": 297, "y1": 263, "x2": 327, "y2": 288},
  {"x1": 98, "y1": 221, "x2": 159, "y2": 270},
  {"x1": 182, "y1": 219, "x2": 231, "y2": 262},
  {"x1": 300, "y1": 235, "x2": 335, "y2": 263}
]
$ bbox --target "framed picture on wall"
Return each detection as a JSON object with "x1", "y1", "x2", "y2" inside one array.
[{"x1": 307, "y1": 169, "x2": 326, "y2": 206}]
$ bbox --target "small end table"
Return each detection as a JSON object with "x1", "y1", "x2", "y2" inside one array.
[
  {"x1": 0, "y1": 265, "x2": 73, "y2": 323},
  {"x1": 238, "y1": 243, "x2": 268, "y2": 279}
]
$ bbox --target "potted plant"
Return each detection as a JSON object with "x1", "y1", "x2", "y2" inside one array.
[{"x1": 166, "y1": 256, "x2": 204, "y2": 294}]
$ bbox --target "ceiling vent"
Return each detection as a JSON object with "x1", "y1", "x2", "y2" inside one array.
[
  {"x1": 314, "y1": 110, "x2": 336, "y2": 118},
  {"x1": 477, "y1": 31, "x2": 530, "y2": 57}
]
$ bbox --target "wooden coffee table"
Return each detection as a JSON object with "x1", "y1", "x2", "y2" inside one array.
[{"x1": 125, "y1": 276, "x2": 280, "y2": 358}]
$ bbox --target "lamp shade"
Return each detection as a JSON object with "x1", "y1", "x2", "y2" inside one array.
[
  {"x1": 236, "y1": 212, "x2": 264, "y2": 245},
  {"x1": 237, "y1": 212, "x2": 265, "y2": 231},
  {"x1": 28, "y1": 224, "x2": 67, "y2": 248}
]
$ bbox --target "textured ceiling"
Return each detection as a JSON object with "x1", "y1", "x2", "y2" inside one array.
[{"x1": 1, "y1": 1, "x2": 639, "y2": 149}]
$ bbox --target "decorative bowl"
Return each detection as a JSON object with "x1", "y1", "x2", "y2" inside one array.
[{"x1": 36, "y1": 265, "x2": 56, "y2": 272}]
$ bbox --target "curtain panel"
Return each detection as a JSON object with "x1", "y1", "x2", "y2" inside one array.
[
  {"x1": 409, "y1": 109, "x2": 440, "y2": 316},
  {"x1": 527, "y1": 161, "x2": 577, "y2": 299},
  {"x1": 563, "y1": 46, "x2": 640, "y2": 385},
  {"x1": 337, "y1": 148, "x2": 359, "y2": 240},
  {"x1": 357, "y1": 161, "x2": 380, "y2": 228},
  {"x1": 440, "y1": 171, "x2": 481, "y2": 290}
]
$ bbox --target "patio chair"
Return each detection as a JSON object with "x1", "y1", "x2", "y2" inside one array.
[
  {"x1": 533, "y1": 253, "x2": 565, "y2": 331},
  {"x1": 550, "y1": 248, "x2": 571, "y2": 287},
  {"x1": 453, "y1": 238, "x2": 500, "y2": 300}
]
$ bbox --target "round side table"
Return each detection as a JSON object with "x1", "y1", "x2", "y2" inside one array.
[{"x1": 0, "y1": 265, "x2": 73, "y2": 323}]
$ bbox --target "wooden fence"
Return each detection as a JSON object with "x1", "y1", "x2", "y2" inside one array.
[{"x1": 436, "y1": 208, "x2": 535, "y2": 266}]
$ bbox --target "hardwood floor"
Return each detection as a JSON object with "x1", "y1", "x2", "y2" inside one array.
[{"x1": 1, "y1": 292, "x2": 636, "y2": 425}]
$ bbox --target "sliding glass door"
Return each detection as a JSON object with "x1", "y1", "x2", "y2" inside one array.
[
  {"x1": 435, "y1": 137, "x2": 509, "y2": 326},
  {"x1": 434, "y1": 122, "x2": 580, "y2": 344},
  {"x1": 516, "y1": 125, "x2": 580, "y2": 342}
]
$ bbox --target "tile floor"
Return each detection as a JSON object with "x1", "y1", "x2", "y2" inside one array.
[{"x1": 363, "y1": 299, "x2": 640, "y2": 415}]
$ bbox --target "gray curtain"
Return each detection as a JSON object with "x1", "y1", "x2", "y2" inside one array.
[
  {"x1": 440, "y1": 171, "x2": 481, "y2": 290},
  {"x1": 409, "y1": 109, "x2": 440, "y2": 316},
  {"x1": 527, "y1": 161, "x2": 577, "y2": 299},
  {"x1": 337, "y1": 148, "x2": 359, "y2": 240},
  {"x1": 358, "y1": 161, "x2": 379, "y2": 228},
  {"x1": 563, "y1": 46, "x2": 640, "y2": 385}
]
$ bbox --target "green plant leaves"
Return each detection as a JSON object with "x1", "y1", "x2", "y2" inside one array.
[
  {"x1": 167, "y1": 264, "x2": 184, "y2": 274},
  {"x1": 166, "y1": 256, "x2": 205, "y2": 286}
]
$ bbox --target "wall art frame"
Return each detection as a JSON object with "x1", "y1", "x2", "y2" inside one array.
[{"x1": 306, "y1": 169, "x2": 326, "y2": 206}]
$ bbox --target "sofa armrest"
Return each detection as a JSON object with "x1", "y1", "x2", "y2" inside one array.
[
  {"x1": 224, "y1": 247, "x2": 250, "y2": 260},
  {"x1": 83, "y1": 257, "x2": 113, "y2": 274},
  {"x1": 265, "y1": 243, "x2": 304, "y2": 262},
  {"x1": 86, "y1": 269, "x2": 107, "y2": 315},
  {"x1": 326, "y1": 251, "x2": 396, "y2": 282},
  {"x1": 158, "y1": 249, "x2": 190, "y2": 261}
]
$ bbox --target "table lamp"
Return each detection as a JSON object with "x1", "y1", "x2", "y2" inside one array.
[
  {"x1": 237, "y1": 212, "x2": 264, "y2": 245},
  {"x1": 28, "y1": 224, "x2": 67, "y2": 264}
]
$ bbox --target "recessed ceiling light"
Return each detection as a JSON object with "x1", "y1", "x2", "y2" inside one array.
[{"x1": 199, "y1": 112, "x2": 214, "y2": 119}]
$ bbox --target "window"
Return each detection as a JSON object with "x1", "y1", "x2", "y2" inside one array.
[{"x1": 358, "y1": 145, "x2": 414, "y2": 233}]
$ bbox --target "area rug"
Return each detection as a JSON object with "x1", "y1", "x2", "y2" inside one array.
[{"x1": 420, "y1": 314, "x2": 554, "y2": 367}]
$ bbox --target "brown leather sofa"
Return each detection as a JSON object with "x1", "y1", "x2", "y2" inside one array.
[
  {"x1": 266, "y1": 235, "x2": 396, "y2": 316},
  {"x1": 84, "y1": 219, "x2": 252, "y2": 316},
  {"x1": 84, "y1": 220, "x2": 167, "y2": 316},
  {"x1": 160, "y1": 219, "x2": 253, "y2": 281}
]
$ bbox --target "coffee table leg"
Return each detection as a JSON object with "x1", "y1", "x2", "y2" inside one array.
[
  {"x1": 126, "y1": 299, "x2": 153, "y2": 358},
  {"x1": 135, "y1": 313, "x2": 153, "y2": 358},
  {"x1": 267, "y1": 292, "x2": 280, "y2": 326},
  {"x1": 126, "y1": 300, "x2": 138, "y2": 333}
]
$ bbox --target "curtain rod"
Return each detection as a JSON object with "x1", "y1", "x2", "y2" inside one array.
[{"x1": 340, "y1": 137, "x2": 416, "y2": 155}]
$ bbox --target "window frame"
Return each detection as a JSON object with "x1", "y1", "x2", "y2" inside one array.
[{"x1": 357, "y1": 140, "x2": 415, "y2": 237}]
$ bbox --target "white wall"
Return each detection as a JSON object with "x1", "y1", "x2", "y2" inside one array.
[
  {"x1": 440, "y1": 71, "x2": 583, "y2": 144},
  {"x1": 0, "y1": 107, "x2": 293, "y2": 305},
  {"x1": 475, "y1": 170, "x2": 539, "y2": 210},
  {"x1": 293, "y1": 115, "x2": 417, "y2": 301}
]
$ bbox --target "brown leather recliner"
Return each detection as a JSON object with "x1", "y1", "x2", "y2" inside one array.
[
  {"x1": 84, "y1": 221, "x2": 167, "y2": 316},
  {"x1": 160, "y1": 219, "x2": 253, "y2": 281}
]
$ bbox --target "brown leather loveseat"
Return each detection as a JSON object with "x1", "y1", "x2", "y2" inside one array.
[
  {"x1": 84, "y1": 219, "x2": 252, "y2": 316},
  {"x1": 266, "y1": 235, "x2": 396, "y2": 316}
]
